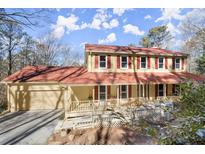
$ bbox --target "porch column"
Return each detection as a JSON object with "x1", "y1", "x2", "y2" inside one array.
[
  {"x1": 142, "y1": 84, "x2": 145, "y2": 98},
  {"x1": 6, "y1": 84, "x2": 10, "y2": 112},
  {"x1": 164, "y1": 84, "x2": 166, "y2": 97},
  {"x1": 92, "y1": 87, "x2": 95, "y2": 102},
  {"x1": 117, "y1": 85, "x2": 120, "y2": 106},
  {"x1": 64, "y1": 86, "x2": 72, "y2": 117}
]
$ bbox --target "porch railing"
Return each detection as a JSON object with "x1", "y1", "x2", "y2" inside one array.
[{"x1": 67, "y1": 96, "x2": 179, "y2": 113}]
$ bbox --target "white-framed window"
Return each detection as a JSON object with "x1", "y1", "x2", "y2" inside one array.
[
  {"x1": 99, "y1": 85, "x2": 107, "y2": 100},
  {"x1": 141, "y1": 57, "x2": 147, "y2": 69},
  {"x1": 158, "y1": 57, "x2": 164, "y2": 69},
  {"x1": 158, "y1": 84, "x2": 164, "y2": 97},
  {"x1": 121, "y1": 56, "x2": 128, "y2": 69},
  {"x1": 99, "y1": 55, "x2": 107, "y2": 69},
  {"x1": 120, "y1": 85, "x2": 128, "y2": 99},
  {"x1": 175, "y1": 58, "x2": 180, "y2": 69}
]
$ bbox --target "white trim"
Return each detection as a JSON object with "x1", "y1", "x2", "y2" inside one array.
[
  {"x1": 140, "y1": 56, "x2": 147, "y2": 69},
  {"x1": 120, "y1": 56, "x2": 128, "y2": 69},
  {"x1": 98, "y1": 54, "x2": 107, "y2": 69},
  {"x1": 158, "y1": 57, "x2": 164, "y2": 69},
  {"x1": 175, "y1": 58, "x2": 181, "y2": 70},
  {"x1": 98, "y1": 85, "x2": 107, "y2": 101},
  {"x1": 120, "y1": 85, "x2": 128, "y2": 99}
]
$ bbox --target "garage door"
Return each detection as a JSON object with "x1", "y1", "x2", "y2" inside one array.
[{"x1": 18, "y1": 90, "x2": 64, "y2": 110}]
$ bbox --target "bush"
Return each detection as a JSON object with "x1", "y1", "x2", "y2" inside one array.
[
  {"x1": 0, "y1": 84, "x2": 7, "y2": 114},
  {"x1": 159, "y1": 82, "x2": 205, "y2": 144}
]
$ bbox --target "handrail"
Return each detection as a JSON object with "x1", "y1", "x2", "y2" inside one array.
[{"x1": 67, "y1": 96, "x2": 179, "y2": 112}]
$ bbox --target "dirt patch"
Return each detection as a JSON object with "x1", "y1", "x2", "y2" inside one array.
[{"x1": 48, "y1": 127, "x2": 157, "y2": 145}]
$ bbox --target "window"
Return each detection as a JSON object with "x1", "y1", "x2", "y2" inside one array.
[
  {"x1": 158, "y1": 57, "x2": 164, "y2": 69},
  {"x1": 175, "y1": 58, "x2": 180, "y2": 69},
  {"x1": 121, "y1": 56, "x2": 128, "y2": 69},
  {"x1": 99, "y1": 85, "x2": 106, "y2": 100},
  {"x1": 120, "y1": 85, "x2": 128, "y2": 99},
  {"x1": 99, "y1": 55, "x2": 106, "y2": 68},
  {"x1": 158, "y1": 84, "x2": 164, "y2": 96},
  {"x1": 141, "y1": 57, "x2": 146, "y2": 69}
]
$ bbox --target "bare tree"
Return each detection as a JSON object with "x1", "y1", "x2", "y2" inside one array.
[
  {"x1": 180, "y1": 9, "x2": 205, "y2": 72},
  {"x1": 0, "y1": 22, "x2": 25, "y2": 75},
  {"x1": 0, "y1": 8, "x2": 52, "y2": 28}
]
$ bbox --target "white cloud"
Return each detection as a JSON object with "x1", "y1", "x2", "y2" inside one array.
[
  {"x1": 167, "y1": 22, "x2": 180, "y2": 36},
  {"x1": 51, "y1": 25, "x2": 65, "y2": 39},
  {"x1": 52, "y1": 14, "x2": 81, "y2": 39},
  {"x1": 144, "y1": 14, "x2": 152, "y2": 19},
  {"x1": 80, "y1": 42, "x2": 88, "y2": 47},
  {"x1": 90, "y1": 18, "x2": 102, "y2": 29},
  {"x1": 123, "y1": 24, "x2": 145, "y2": 36},
  {"x1": 98, "y1": 33, "x2": 117, "y2": 44},
  {"x1": 155, "y1": 8, "x2": 185, "y2": 22},
  {"x1": 84, "y1": 9, "x2": 119, "y2": 30},
  {"x1": 56, "y1": 8, "x2": 61, "y2": 12},
  {"x1": 57, "y1": 14, "x2": 80, "y2": 32},
  {"x1": 113, "y1": 8, "x2": 132, "y2": 16},
  {"x1": 123, "y1": 18, "x2": 127, "y2": 23},
  {"x1": 102, "y1": 19, "x2": 119, "y2": 29}
]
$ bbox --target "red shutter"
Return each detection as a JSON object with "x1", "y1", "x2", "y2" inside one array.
[
  {"x1": 117, "y1": 55, "x2": 120, "y2": 69},
  {"x1": 128, "y1": 56, "x2": 132, "y2": 69},
  {"x1": 155, "y1": 84, "x2": 158, "y2": 98},
  {"x1": 155, "y1": 57, "x2": 158, "y2": 69},
  {"x1": 172, "y1": 58, "x2": 175, "y2": 70},
  {"x1": 137, "y1": 57, "x2": 140, "y2": 69},
  {"x1": 147, "y1": 56, "x2": 150, "y2": 69},
  {"x1": 165, "y1": 57, "x2": 168, "y2": 69},
  {"x1": 94, "y1": 86, "x2": 98, "y2": 100},
  {"x1": 172, "y1": 84, "x2": 175, "y2": 95},
  {"x1": 107, "y1": 85, "x2": 111, "y2": 99},
  {"x1": 107, "y1": 55, "x2": 111, "y2": 69},
  {"x1": 128, "y1": 85, "x2": 132, "y2": 98},
  {"x1": 95, "y1": 55, "x2": 98, "y2": 69},
  {"x1": 182, "y1": 58, "x2": 184, "y2": 70}
]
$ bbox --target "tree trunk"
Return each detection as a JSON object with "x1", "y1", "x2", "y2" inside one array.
[{"x1": 8, "y1": 35, "x2": 12, "y2": 76}]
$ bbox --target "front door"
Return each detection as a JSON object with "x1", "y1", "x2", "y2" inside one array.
[{"x1": 99, "y1": 85, "x2": 106, "y2": 106}]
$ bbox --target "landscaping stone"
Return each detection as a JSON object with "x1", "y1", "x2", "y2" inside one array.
[{"x1": 48, "y1": 127, "x2": 156, "y2": 145}]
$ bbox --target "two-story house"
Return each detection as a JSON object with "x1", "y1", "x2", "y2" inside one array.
[{"x1": 2, "y1": 44, "x2": 205, "y2": 113}]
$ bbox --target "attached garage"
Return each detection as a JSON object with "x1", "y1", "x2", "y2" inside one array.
[{"x1": 7, "y1": 83, "x2": 65, "y2": 111}]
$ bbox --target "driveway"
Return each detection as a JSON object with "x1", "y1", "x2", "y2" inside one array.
[{"x1": 0, "y1": 109, "x2": 64, "y2": 145}]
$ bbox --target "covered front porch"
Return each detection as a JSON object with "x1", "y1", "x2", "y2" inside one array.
[{"x1": 63, "y1": 83, "x2": 180, "y2": 117}]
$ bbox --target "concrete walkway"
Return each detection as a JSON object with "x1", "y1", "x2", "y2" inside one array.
[{"x1": 0, "y1": 109, "x2": 64, "y2": 145}]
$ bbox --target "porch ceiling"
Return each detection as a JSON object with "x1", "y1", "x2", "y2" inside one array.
[{"x1": 2, "y1": 65, "x2": 205, "y2": 85}]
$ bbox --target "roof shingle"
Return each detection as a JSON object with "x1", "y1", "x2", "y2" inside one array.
[
  {"x1": 85, "y1": 44, "x2": 188, "y2": 57},
  {"x1": 2, "y1": 66, "x2": 205, "y2": 85}
]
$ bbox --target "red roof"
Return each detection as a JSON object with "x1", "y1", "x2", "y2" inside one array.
[
  {"x1": 2, "y1": 66, "x2": 205, "y2": 85},
  {"x1": 85, "y1": 44, "x2": 188, "y2": 57}
]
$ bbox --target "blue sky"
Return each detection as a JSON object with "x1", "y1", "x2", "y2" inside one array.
[{"x1": 8, "y1": 8, "x2": 195, "y2": 55}]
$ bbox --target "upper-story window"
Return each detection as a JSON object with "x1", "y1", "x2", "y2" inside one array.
[
  {"x1": 99, "y1": 55, "x2": 106, "y2": 68},
  {"x1": 175, "y1": 58, "x2": 180, "y2": 69},
  {"x1": 141, "y1": 57, "x2": 147, "y2": 69},
  {"x1": 121, "y1": 56, "x2": 128, "y2": 69},
  {"x1": 158, "y1": 57, "x2": 164, "y2": 69}
]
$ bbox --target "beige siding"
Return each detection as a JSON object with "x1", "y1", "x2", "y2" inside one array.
[
  {"x1": 71, "y1": 86, "x2": 94, "y2": 101},
  {"x1": 8, "y1": 83, "x2": 64, "y2": 111},
  {"x1": 87, "y1": 53, "x2": 187, "y2": 73}
]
